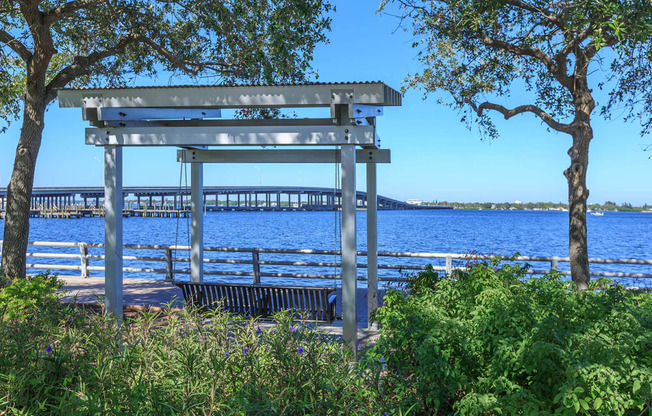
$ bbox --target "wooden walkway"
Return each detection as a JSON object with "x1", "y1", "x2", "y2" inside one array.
[{"x1": 57, "y1": 276, "x2": 381, "y2": 343}]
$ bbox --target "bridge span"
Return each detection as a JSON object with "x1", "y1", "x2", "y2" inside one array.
[{"x1": 0, "y1": 186, "x2": 451, "y2": 213}]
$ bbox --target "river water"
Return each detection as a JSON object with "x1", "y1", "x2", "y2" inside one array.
[{"x1": 1, "y1": 209, "x2": 651, "y2": 287}]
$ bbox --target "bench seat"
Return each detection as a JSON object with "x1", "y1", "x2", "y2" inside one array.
[{"x1": 175, "y1": 281, "x2": 337, "y2": 323}]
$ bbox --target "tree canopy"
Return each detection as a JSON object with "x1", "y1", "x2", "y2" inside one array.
[
  {"x1": 381, "y1": 0, "x2": 652, "y2": 137},
  {"x1": 0, "y1": 0, "x2": 333, "y2": 129}
]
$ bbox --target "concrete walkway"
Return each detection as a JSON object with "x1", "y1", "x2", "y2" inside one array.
[{"x1": 58, "y1": 276, "x2": 384, "y2": 343}]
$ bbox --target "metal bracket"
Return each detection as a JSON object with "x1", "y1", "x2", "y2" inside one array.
[{"x1": 331, "y1": 103, "x2": 382, "y2": 126}]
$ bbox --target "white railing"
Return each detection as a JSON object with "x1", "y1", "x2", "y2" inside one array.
[{"x1": 1, "y1": 241, "x2": 652, "y2": 284}]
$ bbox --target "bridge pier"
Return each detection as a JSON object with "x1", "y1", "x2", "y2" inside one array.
[{"x1": 1, "y1": 186, "x2": 446, "y2": 218}]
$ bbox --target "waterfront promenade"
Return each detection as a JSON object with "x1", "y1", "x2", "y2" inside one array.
[{"x1": 58, "y1": 276, "x2": 382, "y2": 342}]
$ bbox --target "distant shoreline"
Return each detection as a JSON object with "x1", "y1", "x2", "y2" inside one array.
[
  {"x1": 420, "y1": 202, "x2": 651, "y2": 212},
  {"x1": 437, "y1": 208, "x2": 652, "y2": 213}
]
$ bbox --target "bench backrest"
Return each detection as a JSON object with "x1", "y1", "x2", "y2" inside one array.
[{"x1": 175, "y1": 282, "x2": 337, "y2": 323}]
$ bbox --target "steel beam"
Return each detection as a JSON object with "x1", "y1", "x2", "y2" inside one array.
[
  {"x1": 191, "y1": 163, "x2": 204, "y2": 282},
  {"x1": 86, "y1": 125, "x2": 375, "y2": 147},
  {"x1": 341, "y1": 145, "x2": 358, "y2": 351},
  {"x1": 177, "y1": 148, "x2": 390, "y2": 164},
  {"x1": 104, "y1": 146, "x2": 123, "y2": 321},
  {"x1": 97, "y1": 118, "x2": 341, "y2": 128},
  {"x1": 85, "y1": 107, "x2": 223, "y2": 121},
  {"x1": 366, "y1": 163, "x2": 378, "y2": 329}
]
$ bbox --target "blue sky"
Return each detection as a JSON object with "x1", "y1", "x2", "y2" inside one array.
[{"x1": 1, "y1": 0, "x2": 650, "y2": 205}]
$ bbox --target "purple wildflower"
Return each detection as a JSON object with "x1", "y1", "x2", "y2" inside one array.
[
  {"x1": 257, "y1": 326, "x2": 262, "y2": 333},
  {"x1": 46, "y1": 346, "x2": 52, "y2": 354},
  {"x1": 243, "y1": 348, "x2": 248, "y2": 356},
  {"x1": 297, "y1": 346, "x2": 304, "y2": 354},
  {"x1": 6, "y1": 280, "x2": 10, "y2": 285},
  {"x1": 290, "y1": 324, "x2": 296, "y2": 333},
  {"x1": 224, "y1": 352, "x2": 230, "y2": 358},
  {"x1": 358, "y1": 342, "x2": 363, "y2": 348}
]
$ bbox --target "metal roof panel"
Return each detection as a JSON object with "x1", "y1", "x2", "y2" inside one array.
[{"x1": 57, "y1": 81, "x2": 402, "y2": 109}]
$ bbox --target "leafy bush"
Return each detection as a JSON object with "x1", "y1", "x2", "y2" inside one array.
[
  {"x1": 0, "y1": 278, "x2": 379, "y2": 415},
  {"x1": 0, "y1": 272, "x2": 63, "y2": 322},
  {"x1": 369, "y1": 260, "x2": 652, "y2": 415},
  {"x1": 6, "y1": 267, "x2": 649, "y2": 415}
]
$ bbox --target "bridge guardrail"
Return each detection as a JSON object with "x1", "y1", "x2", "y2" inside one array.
[{"x1": 1, "y1": 241, "x2": 652, "y2": 285}]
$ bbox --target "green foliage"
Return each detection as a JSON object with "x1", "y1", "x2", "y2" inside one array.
[
  {"x1": 0, "y1": 293, "x2": 379, "y2": 415},
  {"x1": 0, "y1": 273, "x2": 63, "y2": 322},
  {"x1": 369, "y1": 262, "x2": 652, "y2": 415},
  {"x1": 404, "y1": 264, "x2": 442, "y2": 296},
  {"x1": 379, "y1": 0, "x2": 652, "y2": 136},
  {"x1": 0, "y1": 0, "x2": 333, "y2": 128}
]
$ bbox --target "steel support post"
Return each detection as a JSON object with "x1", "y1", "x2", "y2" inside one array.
[
  {"x1": 366, "y1": 162, "x2": 378, "y2": 329},
  {"x1": 341, "y1": 145, "x2": 358, "y2": 351},
  {"x1": 104, "y1": 146, "x2": 123, "y2": 321},
  {"x1": 191, "y1": 163, "x2": 204, "y2": 282}
]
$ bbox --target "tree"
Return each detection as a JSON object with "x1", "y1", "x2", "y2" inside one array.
[
  {"x1": 380, "y1": 0, "x2": 652, "y2": 289},
  {"x1": 0, "y1": 0, "x2": 332, "y2": 279}
]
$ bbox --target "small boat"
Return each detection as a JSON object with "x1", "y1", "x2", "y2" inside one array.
[{"x1": 590, "y1": 212, "x2": 604, "y2": 216}]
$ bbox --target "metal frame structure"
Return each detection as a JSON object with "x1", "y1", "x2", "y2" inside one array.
[{"x1": 58, "y1": 82, "x2": 402, "y2": 349}]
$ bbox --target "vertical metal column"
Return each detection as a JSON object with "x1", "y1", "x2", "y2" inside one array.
[
  {"x1": 366, "y1": 162, "x2": 378, "y2": 328},
  {"x1": 104, "y1": 146, "x2": 123, "y2": 321},
  {"x1": 341, "y1": 145, "x2": 358, "y2": 350},
  {"x1": 191, "y1": 163, "x2": 204, "y2": 282}
]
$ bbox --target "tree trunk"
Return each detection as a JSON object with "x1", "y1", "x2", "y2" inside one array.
[
  {"x1": 1, "y1": 89, "x2": 47, "y2": 279},
  {"x1": 564, "y1": 128, "x2": 592, "y2": 290}
]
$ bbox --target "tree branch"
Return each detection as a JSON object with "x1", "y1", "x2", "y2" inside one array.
[
  {"x1": 44, "y1": 33, "x2": 140, "y2": 101},
  {"x1": 477, "y1": 30, "x2": 576, "y2": 92},
  {"x1": 0, "y1": 28, "x2": 32, "y2": 62},
  {"x1": 477, "y1": 30, "x2": 557, "y2": 74},
  {"x1": 468, "y1": 100, "x2": 573, "y2": 134},
  {"x1": 44, "y1": 33, "x2": 237, "y2": 102},
  {"x1": 43, "y1": 0, "x2": 108, "y2": 25},
  {"x1": 505, "y1": 0, "x2": 563, "y2": 29},
  {"x1": 0, "y1": 5, "x2": 20, "y2": 14}
]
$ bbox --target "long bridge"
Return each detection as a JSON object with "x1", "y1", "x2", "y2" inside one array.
[{"x1": 0, "y1": 186, "x2": 451, "y2": 216}]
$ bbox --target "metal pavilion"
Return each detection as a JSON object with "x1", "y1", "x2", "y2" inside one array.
[{"x1": 58, "y1": 82, "x2": 402, "y2": 348}]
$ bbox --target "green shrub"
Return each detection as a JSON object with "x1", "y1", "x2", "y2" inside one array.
[
  {"x1": 0, "y1": 272, "x2": 63, "y2": 322},
  {"x1": 0, "y1": 280, "x2": 380, "y2": 415},
  {"x1": 368, "y1": 260, "x2": 652, "y2": 415}
]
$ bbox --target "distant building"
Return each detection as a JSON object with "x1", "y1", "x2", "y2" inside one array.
[
  {"x1": 406, "y1": 199, "x2": 423, "y2": 205},
  {"x1": 514, "y1": 200, "x2": 522, "y2": 204}
]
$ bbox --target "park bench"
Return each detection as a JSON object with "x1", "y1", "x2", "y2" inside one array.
[{"x1": 175, "y1": 281, "x2": 337, "y2": 323}]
